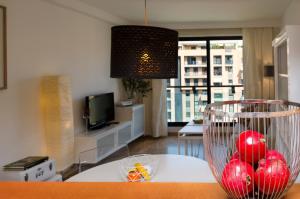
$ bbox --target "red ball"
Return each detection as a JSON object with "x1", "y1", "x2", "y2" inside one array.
[
  {"x1": 236, "y1": 130, "x2": 267, "y2": 164},
  {"x1": 265, "y1": 150, "x2": 286, "y2": 163},
  {"x1": 255, "y1": 159, "x2": 290, "y2": 195},
  {"x1": 258, "y1": 150, "x2": 287, "y2": 167},
  {"x1": 222, "y1": 159, "x2": 255, "y2": 198},
  {"x1": 230, "y1": 151, "x2": 240, "y2": 162}
]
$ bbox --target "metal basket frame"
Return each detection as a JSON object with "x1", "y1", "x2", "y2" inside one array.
[{"x1": 203, "y1": 99, "x2": 300, "y2": 199}]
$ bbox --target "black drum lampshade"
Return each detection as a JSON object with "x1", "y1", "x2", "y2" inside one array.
[{"x1": 110, "y1": 25, "x2": 178, "y2": 79}]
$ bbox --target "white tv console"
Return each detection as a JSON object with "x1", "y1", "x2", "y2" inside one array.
[{"x1": 75, "y1": 104, "x2": 145, "y2": 163}]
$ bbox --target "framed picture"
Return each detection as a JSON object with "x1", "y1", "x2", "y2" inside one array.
[{"x1": 0, "y1": 6, "x2": 6, "y2": 90}]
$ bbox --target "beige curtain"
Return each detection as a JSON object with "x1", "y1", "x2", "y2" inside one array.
[
  {"x1": 151, "y1": 79, "x2": 168, "y2": 137},
  {"x1": 143, "y1": 80, "x2": 168, "y2": 137},
  {"x1": 243, "y1": 28, "x2": 274, "y2": 99}
]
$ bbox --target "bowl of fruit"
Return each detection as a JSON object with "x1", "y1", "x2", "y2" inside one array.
[
  {"x1": 118, "y1": 154, "x2": 159, "y2": 182},
  {"x1": 203, "y1": 100, "x2": 300, "y2": 199}
]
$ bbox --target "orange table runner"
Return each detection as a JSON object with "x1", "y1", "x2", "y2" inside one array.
[{"x1": 0, "y1": 182, "x2": 300, "y2": 199}]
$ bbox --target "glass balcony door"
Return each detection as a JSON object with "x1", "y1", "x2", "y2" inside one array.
[{"x1": 167, "y1": 37, "x2": 244, "y2": 125}]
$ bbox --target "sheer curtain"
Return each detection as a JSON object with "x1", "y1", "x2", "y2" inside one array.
[
  {"x1": 151, "y1": 79, "x2": 168, "y2": 137},
  {"x1": 243, "y1": 28, "x2": 274, "y2": 99},
  {"x1": 143, "y1": 79, "x2": 168, "y2": 137}
]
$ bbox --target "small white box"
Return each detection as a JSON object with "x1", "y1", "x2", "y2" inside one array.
[
  {"x1": 45, "y1": 174, "x2": 62, "y2": 182},
  {"x1": 0, "y1": 159, "x2": 56, "y2": 181}
]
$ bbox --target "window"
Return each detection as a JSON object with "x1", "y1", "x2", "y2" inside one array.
[
  {"x1": 167, "y1": 38, "x2": 244, "y2": 124},
  {"x1": 185, "y1": 79, "x2": 190, "y2": 86},
  {"x1": 185, "y1": 68, "x2": 190, "y2": 76},
  {"x1": 186, "y1": 91, "x2": 190, "y2": 97},
  {"x1": 186, "y1": 101, "x2": 190, "y2": 108},
  {"x1": 225, "y1": 66, "x2": 233, "y2": 72},
  {"x1": 167, "y1": 79, "x2": 171, "y2": 87},
  {"x1": 201, "y1": 56, "x2": 207, "y2": 64},
  {"x1": 167, "y1": 101, "x2": 171, "y2": 109},
  {"x1": 214, "y1": 67, "x2": 222, "y2": 76},
  {"x1": 213, "y1": 56, "x2": 222, "y2": 65},
  {"x1": 194, "y1": 79, "x2": 199, "y2": 85},
  {"x1": 168, "y1": 112, "x2": 171, "y2": 120},
  {"x1": 167, "y1": 90, "x2": 171, "y2": 98},
  {"x1": 191, "y1": 46, "x2": 196, "y2": 50},
  {"x1": 187, "y1": 56, "x2": 196, "y2": 65},
  {"x1": 213, "y1": 82, "x2": 222, "y2": 86},
  {"x1": 194, "y1": 91, "x2": 199, "y2": 100},
  {"x1": 186, "y1": 112, "x2": 190, "y2": 118},
  {"x1": 225, "y1": 55, "x2": 233, "y2": 65},
  {"x1": 214, "y1": 93, "x2": 223, "y2": 101}
]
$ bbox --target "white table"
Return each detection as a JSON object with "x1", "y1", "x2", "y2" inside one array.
[
  {"x1": 67, "y1": 154, "x2": 216, "y2": 182},
  {"x1": 178, "y1": 121, "x2": 204, "y2": 156}
]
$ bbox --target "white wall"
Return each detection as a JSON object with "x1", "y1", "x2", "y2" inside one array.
[
  {"x1": 0, "y1": 0, "x2": 120, "y2": 167},
  {"x1": 283, "y1": 0, "x2": 300, "y2": 25},
  {"x1": 280, "y1": 0, "x2": 300, "y2": 102},
  {"x1": 285, "y1": 26, "x2": 300, "y2": 103}
]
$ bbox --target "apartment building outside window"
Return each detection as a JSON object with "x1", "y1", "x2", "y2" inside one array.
[
  {"x1": 214, "y1": 93, "x2": 223, "y2": 101},
  {"x1": 213, "y1": 56, "x2": 222, "y2": 64},
  {"x1": 167, "y1": 90, "x2": 171, "y2": 98},
  {"x1": 187, "y1": 56, "x2": 196, "y2": 65},
  {"x1": 168, "y1": 103, "x2": 172, "y2": 112},
  {"x1": 201, "y1": 56, "x2": 207, "y2": 64},
  {"x1": 225, "y1": 66, "x2": 233, "y2": 72},
  {"x1": 185, "y1": 79, "x2": 190, "y2": 86},
  {"x1": 225, "y1": 55, "x2": 233, "y2": 65},
  {"x1": 194, "y1": 79, "x2": 199, "y2": 85},
  {"x1": 214, "y1": 67, "x2": 222, "y2": 76},
  {"x1": 167, "y1": 37, "x2": 244, "y2": 124},
  {"x1": 214, "y1": 82, "x2": 222, "y2": 86}
]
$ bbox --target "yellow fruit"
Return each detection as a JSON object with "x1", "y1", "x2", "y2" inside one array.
[{"x1": 134, "y1": 163, "x2": 151, "y2": 181}]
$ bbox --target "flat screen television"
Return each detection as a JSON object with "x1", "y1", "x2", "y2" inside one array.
[{"x1": 85, "y1": 92, "x2": 115, "y2": 131}]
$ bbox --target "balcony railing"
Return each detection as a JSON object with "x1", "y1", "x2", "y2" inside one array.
[
  {"x1": 184, "y1": 61, "x2": 207, "y2": 66},
  {"x1": 184, "y1": 72, "x2": 207, "y2": 77},
  {"x1": 166, "y1": 85, "x2": 244, "y2": 123},
  {"x1": 225, "y1": 61, "x2": 233, "y2": 65}
]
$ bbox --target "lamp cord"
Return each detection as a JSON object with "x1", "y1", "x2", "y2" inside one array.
[{"x1": 144, "y1": 0, "x2": 148, "y2": 25}]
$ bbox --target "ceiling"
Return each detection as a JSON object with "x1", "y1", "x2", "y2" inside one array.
[{"x1": 80, "y1": 0, "x2": 292, "y2": 25}]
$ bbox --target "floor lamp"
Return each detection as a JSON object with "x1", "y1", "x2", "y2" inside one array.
[
  {"x1": 264, "y1": 65, "x2": 274, "y2": 99},
  {"x1": 41, "y1": 76, "x2": 75, "y2": 171}
]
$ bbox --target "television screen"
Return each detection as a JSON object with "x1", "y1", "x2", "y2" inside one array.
[{"x1": 85, "y1": 92, "x2": 115, "y2": 131}]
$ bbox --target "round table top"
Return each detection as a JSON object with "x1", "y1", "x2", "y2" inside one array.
[{"x1": 67, "y1": 154, "x2": 216, "y2": 182}]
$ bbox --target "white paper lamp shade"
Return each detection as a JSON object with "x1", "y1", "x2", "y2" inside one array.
[{"x1": 41, "y1": 76, "x2": 75, "y2": 171}]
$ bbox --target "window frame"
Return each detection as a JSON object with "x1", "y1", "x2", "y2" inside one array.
[{"x1": 168, "y1": 36, "x2": 243, "y2": 127}]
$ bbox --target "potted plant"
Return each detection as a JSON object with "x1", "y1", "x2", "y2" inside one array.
[{"x1": 121, "y1": 78, "x2": 152, "y2": 105}]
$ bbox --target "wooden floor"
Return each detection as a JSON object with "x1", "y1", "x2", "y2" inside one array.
[{"x1": 61, "y1": 135, "x2": 204, "y2": 180}]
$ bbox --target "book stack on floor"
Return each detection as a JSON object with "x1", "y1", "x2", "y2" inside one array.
[{"x1": 0, "y1": 156, "x2": 62, "y2": 181}]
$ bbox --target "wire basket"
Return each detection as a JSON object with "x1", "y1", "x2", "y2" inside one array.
[{"x1": 203, "y1": 100, "x2": 300, "y2": 199}]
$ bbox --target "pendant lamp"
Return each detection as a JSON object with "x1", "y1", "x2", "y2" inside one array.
[{"x1": 110, "y1": 0, "x2": 178, "y2": 79}]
